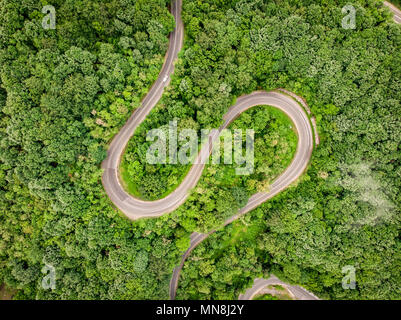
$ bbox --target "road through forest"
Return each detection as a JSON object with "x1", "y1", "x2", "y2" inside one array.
[{"x1": 102, "y1": 0, "x2": 400, "y2": 301}]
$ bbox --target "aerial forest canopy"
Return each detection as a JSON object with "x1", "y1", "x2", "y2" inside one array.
[{"x1": 0, "y1": 0, "x2": 400, "y2": 300}]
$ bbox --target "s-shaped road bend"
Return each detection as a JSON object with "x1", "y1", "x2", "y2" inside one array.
[
  {"x1": 102, "y1": 0, "x2": 314, "y2": 227},
  {"x1": 102, "y1": 0, "x2": 315, "y2": 301},
  {"x1": 101, "y1": 0, "x2": 400, "y2": 301},
  {"x1": 102, "y1": 0, "x2": 184, "y2": 219}
]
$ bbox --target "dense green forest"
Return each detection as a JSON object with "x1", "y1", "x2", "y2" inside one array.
[
  {"x1": 174, "y1": 0, "x2": 401, "y2": 300},
  {"x1": 0, "y1": 0, "x2": 183, "y2": 299},
  {"x1": 170, "y1": 106, "x2": 297, "y2": 233},
  {"x1": 254, "y1": 294, "x2": 280, "y2": 300},
  {"x1": 1, "y1": 0, "x2": 400, "y2": 300},
  {"x1": 121, "y1": 105, "x2": 296, "y2": 203}
]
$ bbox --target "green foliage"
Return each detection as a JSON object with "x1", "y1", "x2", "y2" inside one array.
[
  {"x1": 253, "y1": 294, "x2": 279, "y2": 300},
  {"x1": 172, "y1": 0, "x2": 401, "y2": 300},
  {"x1": 168, "y1": 106, "x2": 297, "y2": 233},
  {"x1": 1, "y1": 0, "x2": 400, "y2": 301},
  {"x1": 392, "y1": 1, "x2": 401, "y2": 9},
  {"x1": 0, "y1": 0, "x2": 180, "y2": 300}
]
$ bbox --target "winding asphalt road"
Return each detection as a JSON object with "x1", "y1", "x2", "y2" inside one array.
[
  {"x1": 239, "y1": 276, "x2": 319, "y2": 300},
  {"x1": 101, "y1": 0, "x2": 184, "y2": 219},
  {"x1": 102, "y1": 0, "x2": 400, "y2": 301},
  {"x1": 102, "y1": 0, "x2": 314, "y2": 222}
]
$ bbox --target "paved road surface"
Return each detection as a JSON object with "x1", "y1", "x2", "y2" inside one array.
[
  {"x1": 238, "y1": 276, "x2": 319, "y2": 300},
  {"x1": 233, "y1": 4, "x2": 401, "y2": 301},
  {"x1": 101, "y1": 0, "x2": 184, "y2": 219},
  {"x1": 103, "y1": 0, "x2": 400, "y2": 301},
  {"x1": 168, "y1": 1, "x2": 401, "y2": 300},
  {"x1": 384, "y1": 1, "x2": 401, "y2": 24},
  {"x1": 101, "y1": 0, "x2": 315, "y2": 300},
  {"x1": 102, "y1": 0, "x2": 314, "y2": 222},
  {"x1": 102, "y1": 0, "x2": 400, "y2": 220},
  {"x1": 169, "y1": 90, "x2": 315, "y2": 299}
]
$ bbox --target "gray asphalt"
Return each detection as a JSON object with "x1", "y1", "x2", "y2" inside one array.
[
  {"x1": 238, "y1": 277, "x2": 320, "y2": 300},
  {"x1": 384, "y1": 1, "x2": 401, "y2": 24},
  {"x1": 101, "y1": 0, "x2": 184, "y2": 219},
  {"x1": 102, "y1": 0, "x2": 400, "y2": 302},
  {"x1": 102, "y1": 0, "x2": 314, "y2": 222},
  {"x1": 101, "y1": 0, "x2": 315, "y2": 300},
  {"x1": 168, "y1": 90, "x2": 315, "y2": 299},
  {"x1": 233, "y1": 3, "x2": 401, "y2": 301}
]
